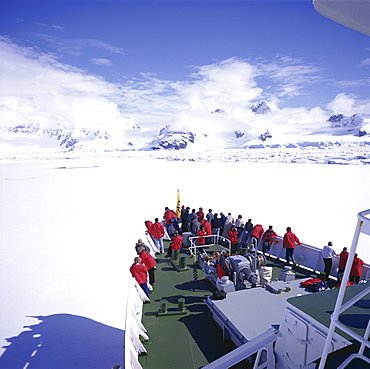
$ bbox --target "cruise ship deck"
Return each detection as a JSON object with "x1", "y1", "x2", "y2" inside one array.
[
  {"x1": 138, "y1": 241, "x2": 313, "y2": 368},
  {"x1": 137, "y1": 240, "x2": 370, "y2": 369}
]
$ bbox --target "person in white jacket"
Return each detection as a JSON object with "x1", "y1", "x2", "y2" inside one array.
[{"x1": 322, "y1": 241, "x2": 337, "y2": 281}]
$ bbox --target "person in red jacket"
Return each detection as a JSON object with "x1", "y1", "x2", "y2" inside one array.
[
  {"x1": 201, "y1": 218, "x2": 212, "y2": 244},
  {"x1": 129, "y1": 256, "x2": 149, "y2": 298},
  {"x1": 138, "y1": 246, "x2": 156, "y2": 286},
  {"x1": 150, "y1": 218, "x2": 165, "y2": 253},
  {"x1": 228, "y1": 225, "x2": 239, "y2": 254},
  {"x1": 165, "y1": 231, "x2": 183, "y2": 258},
  {"x1": 197, "y1": 225, "x2": 206, "y2": 247},
  {"x1": 283, "y1": 227, "x2": 301, "y2": 266},
  {"x1": 350, "y1": 253, "x2": 364, "y2": 284},
  {"x1": 164, "y1": 207, "x2": 179, "y2": 237},
  {"x1": 251, "y1": 224, "x2": 265, "y2": 248},
  {"x1": 337, "y1": 247, "x2": 349, "y2": 281},
  {"x1": 145, "y1": 220, "x2": 153, "y2": 233},
  {"x1": 145, "y1": 220, "x2": 153, "y2": 240},
  {"x1": 262, "y1": 226, "x2": 278, "y2": 255},
  {"x1": 197, "y1": 207, "x2": 205, "y2": 222}
]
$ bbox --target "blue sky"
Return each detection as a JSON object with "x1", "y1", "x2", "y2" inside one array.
[{"x1": 1, "y1": 0, "x2": 369, "y2": 135}]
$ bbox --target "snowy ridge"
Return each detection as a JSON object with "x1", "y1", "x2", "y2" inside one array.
[
  {"x1": 249, "y1": 100, "x2": 271, "y2": 114},
  {"x1": 1, "y1": 103, "x2": 370, "y2": 163}
]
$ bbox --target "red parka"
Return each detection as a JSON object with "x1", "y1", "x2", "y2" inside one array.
[
  {"x1": 201, "y1": 220, "x2": 212, "y2": 236},
  {"x1": 197, "y1": 210, "x2": 205, "y2": 221},
  {"x1": 170, "y1": 235, "x2": 183, "y2": 250},
  {"x1": 338, "y1": 251, "x2": 349, "y2": 270},
  {"x1": 251, "y1": 224, "x2": 264, "y2": 239},
  {"x1": 139, "y1": 250, "x2": 156, "y2": 270},
  {"x1": 283, "y1": 231, "x2": 301, "y2": 249},
  {"x1": 350, "y1": 257, "x2": 364, "y2": 277},
  {"x1": 130, "y1": 263, "x2": 148, "y2": 284},
  {"x1": 197, "y1": 229, "x2": 206, "y2": 245},
  {"x1": 150, "y1": 222, "x2": 165, "y2": 239},
  {"x1": 228, "y1": 229, "x2": 239, "y2": 244},
  {"x1": 145, "y1": 221, "x2": 153, "y2": 233},
  {"x1": 216, "y1": 263, "x2": 227, "y2": 278},
  {"x1": 164, "y1": 209, "x2": 177, "y2": 225},
  {"x1": 262, "y1": 230, "x2": 278, "y2": 245}
]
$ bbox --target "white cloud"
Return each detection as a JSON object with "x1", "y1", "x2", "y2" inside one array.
[
  {"x1": 256, "y1": 56, "x2": 324, "y2": 99},
  {"x1": 91, "y1": 58, "x2": 112, "y2": 66},
  {"x1": 327, "y1": 93, "x2": 370, "y2": 115},
  {"x1": 33, "y1": 22, "x2": 64, "y2": 32},
  {"x1": 34, "y1": 34, "x2": 125, "y2": 56},
  {"x1": 360, "y1": 58, "x2": 370, "y2": 66},
  {"x1": 2, "y1": 37, "x2": 368, "y2": 144},
  {"x1": 0, "y1": 37, "x2": 131, "y2": 135}
]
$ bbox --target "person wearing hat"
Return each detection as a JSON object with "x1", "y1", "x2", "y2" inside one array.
[
  {"x1": 262, "y1": 226, "x2": 278, "y2": 255},
  {"x1": 322, "y1": 241, "x2": 337, "y2": 281},
  {"x1": 337, "y1": 247, "x2": 349, "y2": 282},
  {"x1": 135, "y1": 239, "x2": 150, "y2": 255}
]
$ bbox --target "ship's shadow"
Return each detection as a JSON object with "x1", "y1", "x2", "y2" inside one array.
[
  {"x1": 178, "y1": 305, "x2": 250, "y2": 368},
  {"x1": 0, "y1": 313, "x2": 123, "y2": 369},
  {"x1": 175, "y1": 277, "x2": 215, "y2": 292}
]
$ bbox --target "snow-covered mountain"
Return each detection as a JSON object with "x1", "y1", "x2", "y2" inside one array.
[
  {"x1": 0, "y1": 121, "x2": 148, "y2": 151},
  {"x1": 1, "y1": 101, "x2": 370, "y2": 157},
  {"x1": 249, "y1": 100, "x2": 271, "y2": 114},
  {"x1": 327, "y1": 113, "x2": 368, "y2": 136},
  {"x1": 144, "y1": 126, "x2": 196, "y2": 150}
]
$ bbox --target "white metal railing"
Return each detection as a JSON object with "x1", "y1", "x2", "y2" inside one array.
[
  {"x1": 202, "y1": 326, "x2": 279, "y2": 369},
  {"x1": 318, "y1": 209, "x2": 370, "y2": 369},
  {"x1": 258, "y1": 236, "x2": 370, "y2": 281},
  {"x1": 123, "y1": 278, "x2": 149, "y2": 369},
  {"x1": 189, "y1": 234, "x2": 231, "y2": 256}
]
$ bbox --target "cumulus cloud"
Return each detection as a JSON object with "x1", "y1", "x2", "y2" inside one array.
[
  {"x1": 327, "y1": 93, "x2": 370, "y2": 115},
  {"x1": 166, "y1": 57, "x2": 329, "y2": 136},
  {"x1": 184, "y1": 58, "x2": 262, "y2": 110},
  {"x1": 0, "y1": 36, "x2": 131, "y2": 134}
]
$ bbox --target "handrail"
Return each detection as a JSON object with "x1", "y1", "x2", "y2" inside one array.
[
  {"x1": 259, "y1": 236, "x2": 370, "y2": 282},
  {"x1": 189, "y1": 234, "x2": 231, "y2": 256},
  {"x1": 318, "y1": 209, "x2": 370, "y2": 369},
  {"x1": 202, "y1": 326, "x2": 278, "y2": 369},
  {"x1": 123, "y1": 278, "x2": 149, "y2": 369}
]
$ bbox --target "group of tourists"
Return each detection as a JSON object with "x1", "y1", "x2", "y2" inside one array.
[
  {"x1": 130, "y1": 206, "x2": 366, "y2": 296},
  {"x1": 178, "y1": 207, "x2": 279, "y2": 254},
  {"x1": 322, "y1": 242, "x2": 365, "y2": 284}
]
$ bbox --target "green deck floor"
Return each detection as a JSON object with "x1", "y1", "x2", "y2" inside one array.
[{"x1": 138, "y1": 242, "x2": 252, "y2": 369}]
